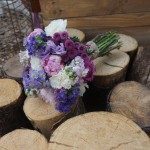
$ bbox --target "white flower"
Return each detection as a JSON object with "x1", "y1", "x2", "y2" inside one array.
[
  {"x1": 50, "y1": 69, "x2": 73, "y2": 89},
  {"x1": 45, "y1": 19, "x2": 67, "y2": 37},
  {"x1": 19, "y1": 50, "x2": 29, "y2": 66},
  {"x1": 30, "y1": 56, "x2": 43, "y2": 71},
  {"x1": 79, "y1": 83, "x2": 89, "y2": 96}
]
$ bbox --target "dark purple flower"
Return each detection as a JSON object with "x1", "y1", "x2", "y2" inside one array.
[
  {"x1": 79, "y1": 44, "x2": 87, "y2": 53},
  {"x1": 67, "y1": 49, "x2": 78, "y2": 59},
  {"x1": 81, "y1": 53, "x2": 90, "y2": 61},
  {"x1": 65, "y1": 39, "x2": 75, "y2": 50},
  {"x1": 53, "y1": 32, "x2": 61, "y2": 42},
  {"x1": 75, "y1": 42, "x2": 81, "y2": 49},
  {"x1": 60, "y1": 31, "x2": 68, "y2": 40}
]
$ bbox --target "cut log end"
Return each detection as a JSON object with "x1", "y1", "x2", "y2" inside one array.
[
  {"x1": 0, "y1": 79, "x2": 22, "y2": 107},
  {"x1": 48, "y1": 112, "x2": 150, "y2": 150},
  {"x1": 0, "y1": 129, "x2": 48, "y2": 150},
  {"x1": 3, "y1": 54, "x2": 23, "y2": 81},
  {"x1": 93, "y1": 50, "x2": 130, "y2": 88},
  {"x1": 67, "y1": 28, "x2": 85, "y2": 42},
  {"x1": 109, "y1": 81, "x2": 150, "y2": 129},
  {"x1": 118, "y1": 33, "x2": 138, "y2": 53}
]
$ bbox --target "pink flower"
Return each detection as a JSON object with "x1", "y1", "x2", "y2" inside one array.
[
  {"x1": 38, "y1": 88, "x2": 56, "y2": 105},
  {"x1": 42, "y1": 55, "x2": 64, "y2": 76},
  {"x1": 27, "y1": 28, "x2": 44, "y2": 41}
]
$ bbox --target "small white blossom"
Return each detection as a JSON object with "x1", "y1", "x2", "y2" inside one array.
[
  {"x1": 79, "y1": 83, "x2": 89, "y2": 96},
  {"x1": 50, "y1": 69, "x2": 73, "y2": 89},
  {"x1": 30, "y1": 56, "x2": 43, "y2": 71},
  {"x1": 19, "y1": 50, "x2": 29, "y2": 66},
  {"x1": 45, "y1": 19, "x2": 67, "y2": 37}
]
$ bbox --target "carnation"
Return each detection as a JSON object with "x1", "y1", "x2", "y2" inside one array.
[{"x1": 50, "y1": 69, "x2": 73, "y2": 89}]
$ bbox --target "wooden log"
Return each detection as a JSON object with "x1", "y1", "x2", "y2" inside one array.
[
  {"x1": 108, "y1": 81, "x2": 150, "y2": 135},
  {"x1": 127, "y1": 46, "x2": 150, "y2": 88},
  {"x1": 0, "y1": 79, "x2": 28, "y2": 136},
  {"x1": 93, "y1": 50, "x2": 130, "y2": 88},
  {"x1": 117, "y1": 34, "x2": 138, "y2": 59},
  {"x1": 3, "y1": 54, "x2": 23, "y2": 83},
  {"x1": 23, "y1": 96, "x2": 85, "y2": 139},
  {"x1": 67, "y1": 28, "x2": 85, "y2": 42},
  {"x1": 0, "y1": 129, "x2": 48, "y2": 150},
  {"x1": 48, "y1": 112, "x2": 150, "y2": 150}
]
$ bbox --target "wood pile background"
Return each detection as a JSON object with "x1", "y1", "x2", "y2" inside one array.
[{"x1": 39, "y1": 0, "x2": 150, "y2": 45}]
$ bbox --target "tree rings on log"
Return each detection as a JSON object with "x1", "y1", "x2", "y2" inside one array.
[
  {"x1": 108, "y1": 81, "x2": 150, "y2": 135},
  {"x1": 23, "y1": 96, "x2": 84, "y2": 139},
  {"x1": 67, "y1": 28, "x2": 85, "y2": 42},
  {"x1": 127, "y1": 46, "x2": 150, "y2": 88},
  {"x1": 0, "y1": 79, "x2": 25, "y2": 136},
  {"x1": 0, "y1": 129, "x2": 48, "y2": 150},
  {"x1": 93, "y1": 50, "x2": 130, "y2": 88},
  {"x1": 3, "y1": 54, "x2": 22, "y2": 83},
  {"x1": 48, "y1": 112, "x2": 150, "y2": 150},
  {"x1": 118, "y1": 33, "x2": 138, "y2": 59}
]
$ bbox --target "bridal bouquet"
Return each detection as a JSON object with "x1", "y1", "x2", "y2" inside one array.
[{"x1": 20, "y1": 19, "x2": 121, "y2": 112}]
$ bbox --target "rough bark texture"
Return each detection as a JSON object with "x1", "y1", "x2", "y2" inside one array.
[
  {"x1": 127, "y1": 46, "x2": 150, "y2": 88},
  {"x1": 48, "y1": 112, "x2": 150, "y2": 150},
  {"x1": 108, "y1": 81, "x2": 150, "y2": 135},
  {"x1": 93, "y1": 50, "x2": 130, "y2": 88},
  {"x1": 23, "y1": 96, "x2": 85, "y2": 140},
  {"x1": 0, "y1": 79, "x2": 32, "y2": 137},
  {"x1": 0, "y1": 129, "x2": 48, "y2": 150},
  {"x1": 3, "y1": 54, "x2": 23, "y2": 83}
]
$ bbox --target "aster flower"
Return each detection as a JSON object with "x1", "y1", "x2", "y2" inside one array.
[
  {"x1": 65, "y1": 39, "x2": 75, "y2": 50},
  {"x1": 60, "y1": 31, "x2": 68, "y2": 40}
]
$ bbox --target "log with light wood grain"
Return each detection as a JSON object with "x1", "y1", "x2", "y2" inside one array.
[
  {"x1": 3, "y1": 54, "x2": 23, "y2": 83},
  {"x1": 23, "y1": 96, "x2": 85, "y2": 139},
  {"x1": 48, "y1": 112, "x2": 150, "y2": 150},
  {"x1": 108, "y1": 81, "x2": 150, "y2": 135},
  {"x1": 0, "y1": 129, "x2": 48, "y2": 150},
  {"x1": 0, "y1": 79, "x2": 25, "y2": 136},
  {"x1": 67, "y1": 28, "x2": 85, "y2": 42},
  {"x1": 127, "y1": 46, "x2": 150, "y2": 88},
  {"x1": 117, "y1": 33, "x2": 138, "y2": 59},
  {"x1": 93, "y1": 50, "x2": 130, "y2": 88}
]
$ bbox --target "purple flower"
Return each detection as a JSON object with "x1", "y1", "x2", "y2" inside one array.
[
  {"x1": 79, "y1": 44, "x2": 87, "y2": 53},
  {"x1": 75, "y1": 42, "x2": 81, "y2": 49},
  {"x1": 81, "y1": 53, "x2": 89, "y2": 61},
  {"x1": 53, "y1": 43, "x2": 66, "y2": 55},
  {"x1": 67, "y1": 49, "x2": 78, "y2": 59},
  {"x1": 60, "y1": 31, "x2": 68, "y2": 40},
  {"x1": 53, "y1": 32, "x2": 61, "y2": 42},
  {"x1": 65, "y1": 39, "x2": 75, "y2": 50}
]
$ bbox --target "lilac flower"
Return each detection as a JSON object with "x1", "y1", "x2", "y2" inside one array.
[
  {"x1": 60, "y1": 31, "x2": 68, "y2": 40},
  {"x1": 65, "y1": 39, "x2": 75, "y2": 50},
  {"x1": 53, "y1": 43, "x2": 66, "y2": 55}
]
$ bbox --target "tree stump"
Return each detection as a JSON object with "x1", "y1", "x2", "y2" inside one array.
[
  {"x1": 127, "y1": 46, "x2": 150, "y2": 88},
  {"x1": 0, "y1": 129, "x2": 48, "y2": 150},
  {"x1": 48, "y1": 112, "x2": 150, "y2": 150},
  {"x1": 108, "y1": 81, "x2": 150, "y2": 135},
  {"x1": 0, "y1": 79, "x2": 28, "y2": 136},
  {"x1": 23, "y1": 96, "x2": 85, "y2": 139},
  {"x1": 93, "y1": 50, "x2": 130, "y2": 88},
  {"x1": 67, "y1": 28, "x2": 85, "y2": 42},
  {"x1": 118, "y1": 33, "x2": 138, "y2": 59},
  {"x1": 3, "y1": 54, "x2": 22, "y2": 83}
]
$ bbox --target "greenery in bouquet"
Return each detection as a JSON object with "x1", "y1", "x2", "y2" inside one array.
[{"x1": 20, "y1": 19, "x2": 121, "y2": 113}]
